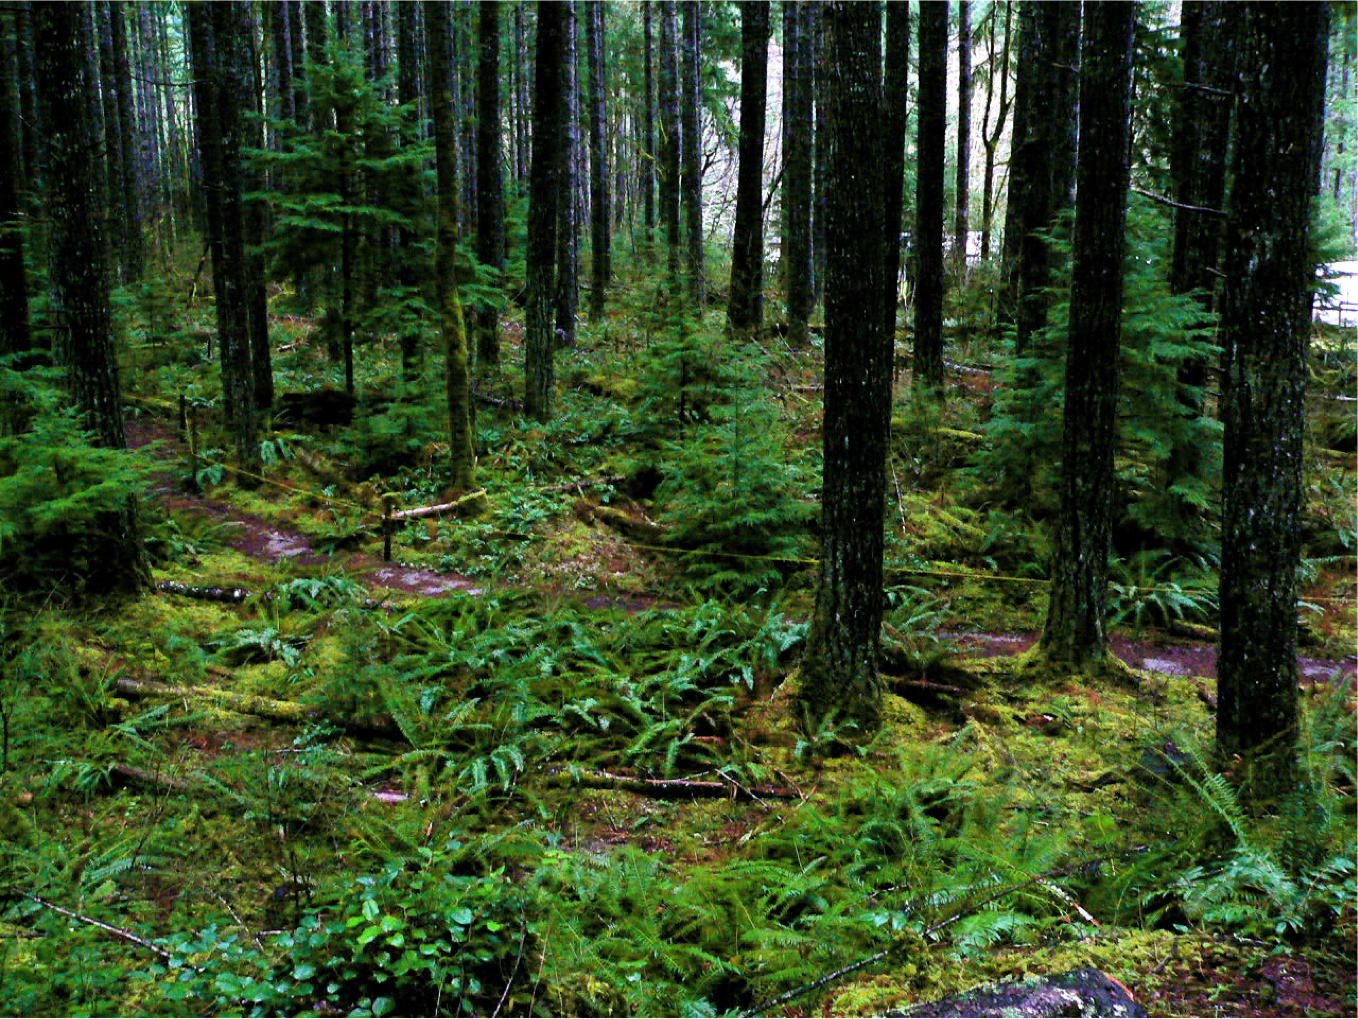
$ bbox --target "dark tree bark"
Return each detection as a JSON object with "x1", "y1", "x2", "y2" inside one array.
[
  {"x1": 0, "y1": 16, "x2": 31, "y2": 432},
  {"x1": 1216, "y1": 2, "x2": 1329, "y2": 799},
  {"x1": 882, "y1": 1, "x2": 909, "y2": 343},
  {"x1": 641, "y1": 0, "x2": 655, "y2": 242},
  {"x1": 657, "y1": 1, "x2": 680, "y2": 278},
  {"x1": 426, "y1": 0, "x2": 476, "y2": 492},
  {"x1": 1006, "y1": 2, "x2": 1078, "y2": 356},
  {"x1": 238, "y1": 15, "x2": 273, "y2": 412},
  {"x1": 783, "y1": 0, "x2": 813, "y2": 344},
  {"x1": 979, "y1": 0, "x2": 1012, "y2": 260},
  {"x1": 811, "y1": 2, "x2": 826, "y2": 304},
  {"x1": 913, "y1": 0, "x2": 948, "y2": 392},
  {"x1": 187, "y1": 2, "x2": 262, "y2": 488},
  {"x1": 32, "y1": 2, "x2": 150, "y2": 594},
  {"x1": 396, "y1": 0, "x2": 423, "y2": 380},
  {"x1": 269, "y1": 0, "x2": 296, "y2": 122},
  {"x1": 96, "y1": 3, "x2": 128, "y2": 285},
  {"x1": 1167, "y1": 2, "x2": 1235, "y2": 492},
  {"x1": 586, "y1": 0, "x2": 609, "y2": 318},
  {"x1": 475, "y1": 0, "x2": 505, "y2": 367},
  {"x1": 12, "y1": 3, "x2": 40, "y2": 200},
  {"x1": 727, "y1": 0, "x2": 769, "y2": 334},
  {"x1": 287, "y1": 0, "x2": 306, "y2": 127},
  {"x1": 799, "y1": 0, "x2": 888, "y2": 735},
  {"x1": 954, "y1": 0, "x2": 972, "y2": 273},
  {"x1": 554, "y1": 0, "x2": 579, "y2": 348},
  {"x1": 524, "y1": 0, "x2": 565, "y2": 421},
  {"x1": 679, "y1": 0, "x2": 703, "y2": 303},
  {"x1": 1038, "y1": 1, "x2": 1134, "y2": 667},
  {"x1": 513, "y1": 2, "x2": 530, "y2": 183}
]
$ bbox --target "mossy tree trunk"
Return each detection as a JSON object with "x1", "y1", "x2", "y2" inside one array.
[
  {"x1": 397, "y1": 0, "x2": 424, "y2": 382},
  {"x1": 554, "y1": 1, "x2": 580, "y2": 350},
  {"x1": 782, "y1": 0, "x2": 813, "y2": 344},
  {"x1": 1038, "y1": 1, "x2": 1134, "y2": 668},
  {"x1": 657, "y1": 1, "x2": 680, "y2": 281},
  {"x1": 913, "y1": 1, "x2": 947, "y2": 393},
  {"x1": 726, "y1": 0, "x2": 769, "y2": 335},
  {"x1": 881, "y1": 2, "x2": 909, "y2": 344},
  {"x1": 1216, "y1": 1, "x2": 1329, "y2": 801},
  {"x1": 799, "y1": 0, "x2": 888, "y2": 736},
  {"x1": 33, "y1": 2, "x2": 150, "y2": 596},
  {"x1": 641, "y1": 0, "x2": 655, "y2": 245},
  {"x1": 954, "y1": 0, "x2": 972, "y2": 277},
  {"x1": 426, "y1": 0, "x2": 475, "y2": 491},
  {"x1": 586, "y1": 1, "x2": 609, "y2": 320},
  {"x1": 475, "y1": 0, "x2": 505, "y2": 368},
  {"x1": 524, "y1": 0, "x2": 565, "y2": 422},
  {"x1": 679, "y1": 0, "x2": 703, "y2": 306}
]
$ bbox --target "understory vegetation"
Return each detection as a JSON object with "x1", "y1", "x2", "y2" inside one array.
[{"x1": 1, "y1": 216, "x2": 1354, "y2": 1017}]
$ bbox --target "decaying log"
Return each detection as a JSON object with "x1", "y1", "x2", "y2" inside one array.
[
  {"x1": 554, "y1": 767, "x2": 797, "y2": 802},
  {"x1": 536, "y1": 474, "x2": 626, "y2": 494},
  {"x1": 390, "y1": 489, "x2": 487, "y2": 522},
  {"x1": 115, "y1": 677, "x2": 313, "y2": 725}
]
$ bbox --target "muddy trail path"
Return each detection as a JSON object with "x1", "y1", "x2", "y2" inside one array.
[{"x1": 127, "y1": 417, "x2": 1356, "y2": 685}]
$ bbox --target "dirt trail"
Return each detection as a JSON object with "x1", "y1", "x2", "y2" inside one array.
[{"x1": 127, "y1": 418, "x2": 1356, "y2": 683}]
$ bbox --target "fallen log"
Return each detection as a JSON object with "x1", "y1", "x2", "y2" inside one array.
[
  {"x1": 115, "y1": 677, "x2": 313, "y2": 725},
  {"x1": 536, "y1": 474, "x2": 626, "y2": 494},
  {"x1": 156, "y1": 580, "x2": 251, "y2": 604},
  {"x1": 107, "y1": 763, "x2": 193, "y2": 793},
  {"x1": 554, "y1": 767, "x2": 797, "y2": 802},
  {"x1": 390, "y1": 489, "x2": 488, "y2": 522}
]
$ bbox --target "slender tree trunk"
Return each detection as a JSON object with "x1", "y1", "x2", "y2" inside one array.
[
  {"x1": 727, "y1": 0, "x2": 769, "y2": 334},
  {"x1": 524, "y1": 1, "x2": 565, "y2": 421},
  {"x1": 1217, "y1": 2, "x2": 1329, "y2": 801},
  {"x1": 783, "y1": 0, "x2": 813, "y2": 343},
  {"x1": 954, "y1": 0, "x2": 972, "y2": 275},
  {"x1": 882, "y1": 2, "x2": 909, "y2": 344},
  {"x1": 554, "y1": 1, "x2": 579, "y2": 348},
  {"x1": 1038, "y1": 1, "x2": 1134, "y2": 668},
  {"x1": 658, "y1": 1, "x2": 680, "y2": 279},
  {"x1": 811, "y1": 2, "x2": 827, "y2": 305},
  {"x1": 799, "y1": 0, "x2": 888, "y2": 735},
  {"x1": 33, "y1": 3, "x2": 150, "y2": 595},
  {"x1": 1167, "y1": 2, "x2": 1235, "y2": 495},
  {"x1": 426, "y1": 0, "x2": 476, "y2": 492},
  {"x1": 0, "y1": 21, "x2": 31, "y2": 435},
  {"x1": 979, "y1": 1, "x2": 1012, "y2": 260},
  {"x1": 287, "y1": 0, "x2": 306, "y2": 127},
  {"x1": 913, "y1": 1, "x2": 947, "y2": 392},
  {"x1": 96, "y1": 3, "x2": 127, "y2": 285},
  {"x1": 679, "y1": 0, "x2": 703, "y2": 304},
  {"x1": 585, "y1": 1, "x2": 610, "y2": 319},
  {"x1": 475, "y1": 0, "x2": 505, "y2": 367},
  {"x1": 642, "y1": 0, "x2": 655, "y2": 242},
  {"x1": 396, "y1": 0, "x2": 423, "y2": 380},
  {"x1": 188, "y1": 2, "x2": 262, "y2": 488}
]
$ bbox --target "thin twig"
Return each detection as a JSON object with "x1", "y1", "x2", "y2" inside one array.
[{"x1": 20, "y1": 893, "x2": 175, "y2": 962}]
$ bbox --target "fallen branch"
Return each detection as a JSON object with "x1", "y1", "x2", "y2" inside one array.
[
  {"x1": 555, "y1": 767, "x2": 797, "y2": 802},
  {"x1": 19, "y1": 893, "x2": 175, "y2": 963},
  {"x1": 115, "y1": 677, "x2": 315, "y2": 725},
  {"x1": 390, "y1": 489, "x2": 488, "y2": 522},
  {"x1": 1130, "y1": 185, "x2": 1226, "y2": 218}
]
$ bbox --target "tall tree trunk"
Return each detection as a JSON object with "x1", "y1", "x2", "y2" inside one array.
[
  {"x1": 524, "y1": 0, "x2": 565, "y2": 421},
  {"x1": 475, "y1": 0, "x2": 505, "y2": 367},
  {"x1": 679, "y1": 0, "x2": 703, "y2": 304},
  {"x1": 811, "y1": 2, "x2": 827, "y2": 305},
  {"x1": 954, "y1": 0, "x2": 972, "y2": 275},
  {"x1": 1166, "y1": 2, "x2": 1235, "y2": 496},
  {"x1": 239, "y1": 14, "x2": 273, "y2": 412},
  {"x1": 641, "y1": 0, "x2": 655, "y2": 242},
  {"x1": 33, "y1": 2, "x2": 150, "y2": 595},
  {"x1": 586, "y1": 1, "x2": 610, "y2": 319},
  {"x1": 727, "y1": 0, "x2": 769, "y2": 334},
  {"x1": 96, "y1": 3, "x2": 127, "y2": 285},
  {"x1": 187, "y1": 2, "x2": 262, "y2": 489},
  {"x1": 913, "y1": 1, "x2": 947, "y2": 392},
  {"x1": 783, "y1": 0, "x2": 813, "y2": 344},
  {"x1": 1038, "y1": 1, "x2": 1134, "y2": 668},
  {"x1": 882, "y1": 2, "x2": 909, "y2": 345},
  {"x1": 979, "y1": 1, "x2": 1012, "y2": 261},
  {"x1": 304, "y1": 0, "x2": 329, "y2": 133},
  {"x1": 0, "y1": 17, "x2": 31, "y2": 435},
  {"x1": 287, "y1": 0, "x2": 306, "y2": 127},
  {"x1": 1217, "y1": 2, "x2": 1329, "y2": 801},
  {"x1": 396, "y1": 0, "x2": 423, "y2": 380},
  {"x1": 799, "y1": 0, "x2": 888, "y2": 735},
  {"x1": 554, "y1": 0, "x2": 579, "y2": 348},
  {"x1": 426, "y1": 0, "x2": 476, "y2": 492},
  {"x1": 657, "y1": 1, "x2": 680, "y2": 279}
]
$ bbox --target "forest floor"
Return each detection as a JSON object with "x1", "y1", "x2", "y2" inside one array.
[{"x1": 4, "y1": 269, "x2": 1355, "y2": 1018}]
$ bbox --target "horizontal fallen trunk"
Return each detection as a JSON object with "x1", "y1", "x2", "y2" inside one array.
[
  {"x1": 156, "y1": 580, "x2": 251, "y2": 603},
  {"x1": 115, "y1": 677, "x2": 313, "y2": 724},
  {"x1": 554, "y1": 767, "x2": 797, "y2": 802},
  {"x1": 107, "y1": 762, "x2": 192, "y2": 793},
  {"x1": 389, "y1": 489, "x2": 487, "y2": 522},
  {"x1": 536, "y1": 474, "x2": 625, "y2": 494}
]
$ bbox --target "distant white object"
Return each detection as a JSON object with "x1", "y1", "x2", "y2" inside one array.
[{"x1": 1315, "y1": 260, "x2": 1358, "y2": 327}]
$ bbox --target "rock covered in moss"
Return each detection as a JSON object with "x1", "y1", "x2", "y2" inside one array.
[{"x1": 894, "y1": 966, "x2": 1146, "y2": 1017}]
